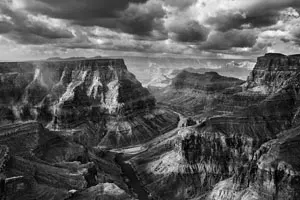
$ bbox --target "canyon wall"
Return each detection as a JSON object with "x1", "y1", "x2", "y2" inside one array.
[
  {"x1": 132, "y1": 53, "x2": 300, "y2": 200},
  {"x1": 0, "y1": 58, "x2": 178, "y2": 200},
  {"x1": 0, "y1": 59, "x2": 179, "y2": 148}
]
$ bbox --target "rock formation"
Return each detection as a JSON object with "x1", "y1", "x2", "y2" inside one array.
[
  {"x1": 0, "y1": 58, "x2": 178, "y2": 199},
  {"x1": 149, "y1": 70, "x2": 245, "y2": 116},
  {"x1": 130, "y1": 53, "x2": 300, "y2": 200},
  {"x1": 2, "y1": 53, "x2": 300, "y2": 200},
  {"x1": 0, "y1": 59, "x2": 178, "y2": 148}
]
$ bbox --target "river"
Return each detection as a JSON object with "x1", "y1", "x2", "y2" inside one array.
[
  {"x1": 113, "y1": 110, "x2": 189, "y2": 200},
  {"x1": 115, "y1": 153, "x2": 151, "y2": 200}
]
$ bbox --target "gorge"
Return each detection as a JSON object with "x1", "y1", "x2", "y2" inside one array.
[{"x1": 0, "y1": 53, "x2": 300, "y2": 200}]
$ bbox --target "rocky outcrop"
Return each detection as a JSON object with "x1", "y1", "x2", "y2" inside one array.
[
  {"x1": 172, "y1": 71, "x2": 243, "y2": 92},
  {"x1": 149, "y1": 71, "x2": 249, "y2": 116},
  {"x1": 208, "y1": 124, "x2": 300, "y2": 200},
  {"x1": 70, "y1": 182, "x2": 137, "y2": 200},
  {"x1": 245, "y1": 53, "x2": 300, "y2": 94},
  {"x1": 131, "y1": 53, "x2": 300, "y2": 200},
  {"x1": 0, "y1": 121, "x2": 134, "y2": 200},
  {"x1": 4, "y1": 53, "x2": 300, "y2": 200},
  {"x1": 0, "y1": 59, "x2": 179, "y2": 148},
  {"x1": 0, "y1": 58, "x2": 179, "y2": 199}
]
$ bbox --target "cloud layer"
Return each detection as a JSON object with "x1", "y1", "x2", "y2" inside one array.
[{"x1": 0, "y1": 0, "x2": 300, "y2": 60}]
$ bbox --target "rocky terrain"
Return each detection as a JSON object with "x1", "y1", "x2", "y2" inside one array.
[
  {"x1": 0, "y1": 58, "x2": 178, "y2": 200},
  {"x1": 129, "y1": 53, "x2": 300, "y2": 200},
  {"x1": 0, "y1": 59, "x2": 178, "y2": 147},
  {"x1": 1, "y1": 53, "x2": 300, "y2": 200},
  {"x1": 149, "y1": 70, "x2": 247, "y2": 117}
]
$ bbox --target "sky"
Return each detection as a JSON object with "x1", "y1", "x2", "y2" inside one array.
[{"x1": 1, "y1": 0, "x2": 300, "y2": 60}]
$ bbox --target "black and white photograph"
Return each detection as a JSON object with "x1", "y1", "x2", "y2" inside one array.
[{"x1": 0, "y1": 0, "x2": 300, "y2": 199}]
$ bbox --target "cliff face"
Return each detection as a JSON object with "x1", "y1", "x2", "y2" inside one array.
[
  {"x1": 245, "y1": 53, "x2": 300, "y2": 94},
  {"x1": 0, "y1": 59, "x2": 154, "y2": 121},
  {"x1": 150, "y1": 54, "x2": 300, "y2": 117},
  {"x1": 3, "y1": 53, "x2": 300, "y2": 200},
  {"x1": 149, "y1": 70, "x2": 250, "y2": 116},
  {"x1": 172, "y1": 71, "x2": 243, "y2": 91},
  {"x1": 0, "y1": 121, "x2": 134, "y2": 200},
  {"x1": 0, "y1": 59, "x2": 178, "y2": 148},
  {"x1": 208, "y1": 124, "x2": 300, "y2": 200},
  {"x1": 131, "y1": 53, "x2": 300, "y2": 200},
  {"x1": 0, "y1": 58, "x2": 178, "y2": 199}
]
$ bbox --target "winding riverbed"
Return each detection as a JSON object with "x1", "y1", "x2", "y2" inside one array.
[{"x1": 115, "y1": 153, "x2": 151, "y2": 200}]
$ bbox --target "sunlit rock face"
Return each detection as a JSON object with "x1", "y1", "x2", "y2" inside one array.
[
  {"x1": 149, "y1": 70, "x2": 246, "y2": 116},
  {"x1": 0, "y1": 59, "x2": 178, "y2": 148},
  {"x1": 0, "y1": 59, "x2": 154, "y2": 122},
  {"x1": 131, "y1": 53, "x2": 300, "y2": 200},
  {"x1": 0, "y1": 58, "x2": 179, "y2": 200},
  {"x1": 245, "y1": 53, "x2": 300, "y2": 94},
  {"x1": 70, "y1": 182, "x2": 137, "y2": 200}
]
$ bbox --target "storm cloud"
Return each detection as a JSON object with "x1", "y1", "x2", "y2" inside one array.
[
  {"x1": 117, "y1": 0, "x2": 166, "y2": 36},
  {"x1": 206, "y1": 11, "x2": 279, "y2": 32},
  {"x1": 206, "y1": 0, "x2": 300, "y2": 32},
  {"x1": 25, "y1": 0, "x2": 149, "y2": 20},
  {"x1": 168, "y1": 20, "x2": 209, "y2": 43},
  {"x1": 0, "y1": 0, "x2": 300, "y2": 59},
  {"x1": 0, "y1": 2, "x2": 74, "y2": 44},
  {"x1": 200, "y1": 29, "x2": 258, "y2": 50}
]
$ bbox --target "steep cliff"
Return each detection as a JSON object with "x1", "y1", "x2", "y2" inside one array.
[
  {"x1": 0, "y1": 59, "x2": 178, "y2": 148},
  {"x1": 245, "y1": 53, "x2": 300, "y2": 94},
  {"x1": 130, "y1": 53, "x2": 300, "y2": 200},
  {"x1": 208, "y1": 124, "x2": 300, "y2": 200},
  {"x1": 0, "y1": 58, "x2": 179, "y2": 199},
  {"x1": 0, "y1": 59, "x2": 154, "y2": 120}
]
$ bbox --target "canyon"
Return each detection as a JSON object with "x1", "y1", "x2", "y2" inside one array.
[
  {"x1": 0, "y1": 58, "x2": 178, "y2": 200},
  {"x1": 0, "y1": 53, "x2": 300, "y2": 200},
  {"x1": 130, "y1": 53, "x2": 300, "y2": 200}
]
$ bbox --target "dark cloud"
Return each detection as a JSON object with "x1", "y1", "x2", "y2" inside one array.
[
  {"x1": 23, "y1": 0, "x2": 167, "y2": 37},
  {"x1": 0, "y1": 21, "x2": 13, "y2": 34},
  {"x1": 6, "y1": 32, "x2": 53, "y2": 44},
  {"x1": 25, "y1": 0, "x2": 148, "y2": 20},
  {"x1": 117, "y1": 1, "x2": 166, "y2": 36},
  {"x1": 0, "y1": 2, "x2": 74, "y2": 44},
  {"x1": 281, "y1": 38, "x2": 291, "y2": 43},
  {"x1": 169, "y1": 20, "x2": 209, "y2": 42},
  {"x1": 206, "y1": 0, "x2": 300, "y2": 32},
  {"x1": 200, "y1": 29, "x2": 257, "y2": 50},
  {"x1": 206, "y1": 11, "x2": 278, "y2": 32},
  {"x1": 17, "y1": 19, "x2": 74, "y2": 40},
  {"x1": 163, "y1": 0, "x2": 197, "y2": 10}
]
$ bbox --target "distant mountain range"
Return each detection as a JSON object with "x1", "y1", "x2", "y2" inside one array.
[
  {"x1": 121, "y1": 56, "x2": 255, "y2": 85},
  {"x1": 46, "y1": 56, "x2": 102, "y2": 61}
]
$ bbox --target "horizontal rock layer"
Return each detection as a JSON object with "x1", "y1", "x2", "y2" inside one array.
[
  {"x1": 0, "y1": 59, "x2": 179, "y2": 148},
  {"x1": 0, "y1": 121, "x2": 134, "y2": 200},
  {"x1": 132, "y1": 53, "x2": 300, "y2": 200},
  {"x1": 246, "y1": 53, "x2": 300, "y2": 94},
  {"x1": 0, "y1": 58, "x2": 179, "y2": 199}
]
